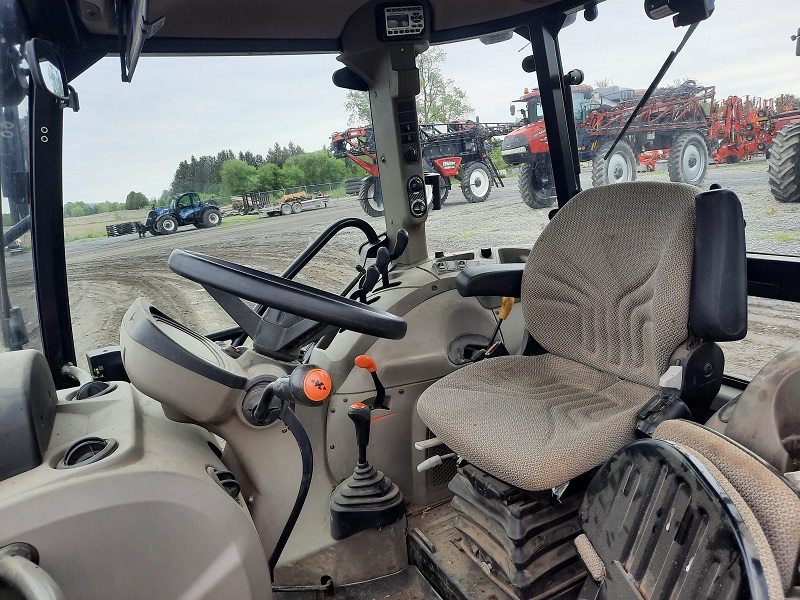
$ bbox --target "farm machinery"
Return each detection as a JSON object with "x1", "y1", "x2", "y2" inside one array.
[
  {"x1": 233, "y1": 190, "x2": 330, "y2": 216},
  {"x1": 144, "y1": 192, "x2": 222, "y2": 235},
  {"x1": 502, "y1": 81, "x2": 715, "y2": 208},
  {"x1": 331, "y1": 121, "x2": 514, "y2": 217}
]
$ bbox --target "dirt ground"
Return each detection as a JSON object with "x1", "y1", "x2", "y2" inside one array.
[{"x1": 6, "y1": 158, "x2": 800, "y2": 380}]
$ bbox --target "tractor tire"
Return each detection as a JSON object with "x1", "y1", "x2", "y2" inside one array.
[
  {"x1": 461, "y1": 162, "x2": 492, "y2": 203},
  {"x1": 148, "y1": 226, "x2": 160, "y2": 236},
  {"x1": 280, "y1": 203, "x2": 292, "y2": 216},
  {"x1": 592, "y1": 139, "x2": 637, "y2": 187},
  {"x1": 345, "y1": 177, "x2": 362, "y2": 196},
  {"x1": 518, "y1": 162, "x2": 556, "y2": 209},
  {"x1": 202, "y1": 209, "x2": 222, "y2": 228},
  {"x1": 439, "y1": 176, "x2": 450, "y2": 204},
  {"x1": 668, "y1": 131, "x2": 709, "y2": 186},
  {"x1": 157, "y1": 215, "x2": 178, "y2": 235},
  {"x1": 291, "y1": 202, "x2": 303, "y2": 214},
  {"x1": 359, "y1": 177, "x2": 384, "y2": 217},
  {"x1": 768, "y1": 122, "x2": 800, "y2": 203}
]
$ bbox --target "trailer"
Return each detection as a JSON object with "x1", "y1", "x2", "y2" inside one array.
[
  {"x1": 331, "y1": 120, "x2": 515, "y2": 217},
  {"x1": 239, "y1": 190, "x2": 330, "y2": 216}
]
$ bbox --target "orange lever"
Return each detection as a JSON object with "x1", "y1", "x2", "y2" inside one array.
[
  {"x1": 354, "y1": 355, "x2": 378, "y2": 373},
  {"x1": 499, "y1": 296, "x2": 515, "y2": 320},
  {"x1": 302, "y1": 368, "x2": 333, "y2": 403}
]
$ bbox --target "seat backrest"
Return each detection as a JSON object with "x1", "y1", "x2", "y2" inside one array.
[{"x1": 521, "y1": 181, "x2": 698, "y2": 388}]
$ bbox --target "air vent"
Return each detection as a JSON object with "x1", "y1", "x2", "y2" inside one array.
[{"x1": 58, "y1": 436, "x2": 118, "y2": 468}]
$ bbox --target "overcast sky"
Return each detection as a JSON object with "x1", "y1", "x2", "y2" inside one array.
[{"x1": 61, "y1": 0, "x2": 800, "y2": 204}]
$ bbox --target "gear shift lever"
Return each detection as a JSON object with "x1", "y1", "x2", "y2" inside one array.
[{"x1": 348, "y1": 402, "x2": 371, "y2": 465}]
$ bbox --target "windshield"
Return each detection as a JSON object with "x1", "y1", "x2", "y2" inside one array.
[
  {"x1": 0, "y1": 2, "x2": 38, "y2": 356},
  {"x1": 49, "y1": 0, "x2": 800, "y2": 384}
]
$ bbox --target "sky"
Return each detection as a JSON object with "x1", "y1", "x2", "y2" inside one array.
[{"x1": 60, "y1": 0, "x2": 800, "y2": 205}]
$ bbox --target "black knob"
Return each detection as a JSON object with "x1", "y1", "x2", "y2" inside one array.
[
  {"x1": 361, "y1": 265, "x2": 380, "y2": 296},
  {"x1": 404, "y1": 148, "x2": 420, "y2": 163},
  {"x1": 480, "y1": 248, "x2": 492, "y2": 258},
  {"x1": 348, "y1": 402, "x2": 372, "y2": 465},
  {"x1": 408, "y1": 176, "x2": 424, "y2": 193}
]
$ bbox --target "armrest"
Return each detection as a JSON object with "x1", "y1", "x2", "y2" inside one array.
[{"x1": 456, "y1": 264, "x2": 525, "y2": 298}]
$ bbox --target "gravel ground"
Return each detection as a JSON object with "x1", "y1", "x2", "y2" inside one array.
[{"x1": 5, "y1": 157, "x2": 800, "y2": 380}]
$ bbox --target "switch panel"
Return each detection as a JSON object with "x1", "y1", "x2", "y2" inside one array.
[{"x1": 407, "y1": 175, "x2": 426, "y2": 218}]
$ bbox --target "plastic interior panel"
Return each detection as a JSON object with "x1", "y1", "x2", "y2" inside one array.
[{"x1": 580, "y1": 439, "x2": 767, "y2": 600}]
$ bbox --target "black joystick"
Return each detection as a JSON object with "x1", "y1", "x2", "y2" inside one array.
[
  {"x1": 389, "y1": 229, "x2": 409, "y2": 262},
  {"x1": 329, "y1": 402, "x2": 405, "y2": 540},
  {"x1": 375, "y1": 247, "x2": 391, "y2": 288},
  {"x1": 348, "y1": 402, "x2": 371, "y2": 465}
]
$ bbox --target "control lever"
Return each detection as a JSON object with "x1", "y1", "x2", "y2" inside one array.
[
  {"x1": 348, "y1": 402, "x2": 372, "y2": 466},
  {"x1": 354, "y1": 354, "x2": 386, "y2": 409},
  {"x1": 375, "y1": 247, "x2": 391, "y2": 288},
  {"x1": 350, "y1": 265, "x2": 381, "y2": 302},
  {"x1": 250, "y1": 364, "x2": 332, "y2": 425},
  {"x1": 389, "y1": 229, "x2": 409, "y2": 262},
  {"x1": 472, "y1": 297, "x2": 515, "y2": 362}
]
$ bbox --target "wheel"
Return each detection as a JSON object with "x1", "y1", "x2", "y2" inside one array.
[
  {"x1": 460, "y1": 162, "x2": 492, "y2": 203},
  {"x1": 157, "y1": 215, "x2": 178, "y2": 235},
  {"x1": 168, "y1": 249, "x2": 407, "y2": 340},
  {"x1": 291, "y1": 202, "x2": 303, "y2": 214},
  {"x1": 148, "y1": 226, "x2": 160, "y2": 236},
  {"x1": 202, "y1": 209, "x2": 221, "y2": 228},
  {"x1": 439, "y1": 176, "x2": 449, "y2": 204},
  {"x1": 280, "y1": 203, "x2": 292, "y2": 216},
  {"x1": 345, "y1": 177, "x2": 362, "y2": 196},
  {"x1": 668, "y1": 131, "x2": 709, "y2": 186},
  {"x1": 591, "y1": 139, "x2": 637, "y2": 186},
  {"x1": 358, "y1": 177, "x2": 384, "y2": 217},
  {"x1": 518, "y1": 161, "x2": 556, "y2": 208},
  {"x1": 768, "y1": 122, "x2": 800, "y2": 203}
]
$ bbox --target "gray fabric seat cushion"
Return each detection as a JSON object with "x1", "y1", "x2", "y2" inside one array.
[{"x1": 417, "y1": 353, "x2": 654, "y2": 491}]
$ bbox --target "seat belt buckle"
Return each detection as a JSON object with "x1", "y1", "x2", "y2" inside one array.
[{"x1": 635, "y1": 388, "x2": 691, "y2": 438}]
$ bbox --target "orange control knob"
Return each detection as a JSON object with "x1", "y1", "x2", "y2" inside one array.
[
  {"x1": 303, "y1": 368, "x2": 332, "y2": 403},
  {"x1": 354, "y1": 355, "x2": 378, "y2": 373}
]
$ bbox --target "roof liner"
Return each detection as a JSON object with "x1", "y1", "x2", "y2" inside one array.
[{"x1": 73, "y1": 0, "x2": 587, "y2": 48}]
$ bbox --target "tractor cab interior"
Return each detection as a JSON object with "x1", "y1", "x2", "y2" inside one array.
[{"x1": 1, "y1": 0, "x2": 800, "y2": 599}]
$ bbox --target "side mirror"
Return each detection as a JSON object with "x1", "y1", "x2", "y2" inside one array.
[
  {"x1": 24, "y1": 39, "x2": 79, "y2": 112},
  {"x1": 794, "y1": 29, "x2": 800, "y2": 57},
  {"x1": 510, "y1": 104, "x2": 516, "y2": 116}
]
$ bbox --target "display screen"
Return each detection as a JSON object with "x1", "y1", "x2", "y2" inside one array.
[{"x1": 387, "y1": 14, "x2": 410, "y2": 28}]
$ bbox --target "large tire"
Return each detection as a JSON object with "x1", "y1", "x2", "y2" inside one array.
[
  {"x1": 359, "y1": 177, "x2": 384, "y2": 217},
  {"x1": 291, "y1": 202, "x2": 303, "y2": 214},
  {"x1": 157, "y1": 215, "x2": 178, "y2": 235},
  {"x1": 439, "y1": 176, "x2": 449, "y2": 204},
  {"x1": 768, "y1": 122, "x2": 800, "y2": 203},
  {"x1": 592, "y1": 139, "x2": 637, "y2": 187},
  {"x1": 668, "y1": 131, "x2": 708, "y2": 186},
  {"x1": 280, "y1": 203, "x2": 292, "y2": 216},
  {"x1": 202, "y1": 209, "x2": 222, "y2": 228},
  {"x1": 461, "y1": 162, "x2": 492, "y2": 203},
  {"x1": 345, "y1": 177, "x2": 362, "y2": 196},
  {"x1": 518, "y1": 161, "x2": 556, "y2": 208}
]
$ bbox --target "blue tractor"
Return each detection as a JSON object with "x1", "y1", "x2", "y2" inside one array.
[{"x1": 143, "y1": 192, "x2": 222, "y2": 236}]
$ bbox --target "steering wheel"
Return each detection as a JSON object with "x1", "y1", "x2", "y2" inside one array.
[{"x1": 168, "y1": 250, "x2": 407, "y2": 343}]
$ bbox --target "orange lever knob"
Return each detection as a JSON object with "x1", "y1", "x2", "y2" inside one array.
[{"x1": 354, "y1": 355, "x2": 378, "y2": 373}]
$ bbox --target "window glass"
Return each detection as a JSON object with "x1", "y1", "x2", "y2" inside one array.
[{"x1": 0, "y1": 3, "x2": 38, "y2": 356}]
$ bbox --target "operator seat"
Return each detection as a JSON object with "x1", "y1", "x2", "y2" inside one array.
[{"x1": 417, "y1": 181, "x2": 747, "y2": 492}]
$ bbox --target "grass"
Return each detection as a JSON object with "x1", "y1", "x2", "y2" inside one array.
[{"x1": 774, "y1": 232, "x2": 798, "y2": 242}]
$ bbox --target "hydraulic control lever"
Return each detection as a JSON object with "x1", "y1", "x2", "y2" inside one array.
[
  {"x1": 354, "y1": 354, "x2": 386, "y2": 409},
  {"x1": 351, "y1": 265, "x2": 380, "y2": 303},
  {"x1": 473, "y1": 296, "x2": 515, "y2": 362},
  {"x1": 248, "y1": 364, "x2": 332, "y2": 425},
  {"x1": 375, "y1": 247, "x2": 391, "y2": 288},
  {"x1": 389, "y1": 229, "x2": 409, "y2": 262}
]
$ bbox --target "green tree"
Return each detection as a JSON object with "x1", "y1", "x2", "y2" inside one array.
[
  {"x1": 221, "y1": 159, "x2": 257, "y2": 195},
  {"x1": 416, "y1": 47, "x2": 473, "y2": 122},
  {"x1": 278, "y1": 165, "x2": 305, "y2": 188},
  {"x1": 284, "y1": 150, "x2": 348, "y2": 186},
  {"x1": 345, "y1": 91, "x2": 372, "y2": 126},
  {"x1": 343, "y1": 47, "x2": 473, "y2": 125},
  {"x1": 253, "y1": 163, "x2": 281, "y2": 191},
  {"x1": 124, "y1": 191, "x2": 149, "y2": 210}
]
